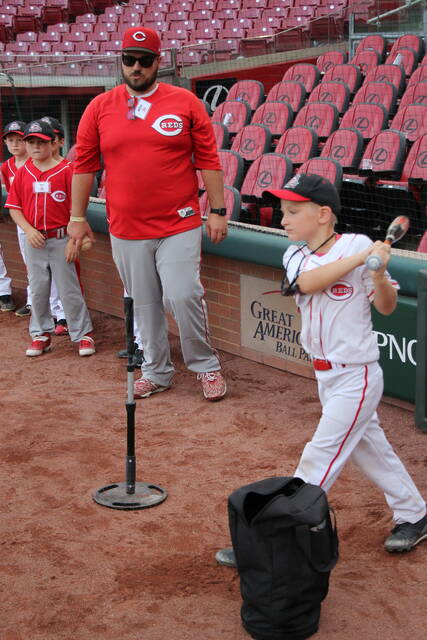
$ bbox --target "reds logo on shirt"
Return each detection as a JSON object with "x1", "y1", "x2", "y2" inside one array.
[
  {"x1": 325, "y1": 281, "x2": 354, "y2": 301},
  {"x1": 51, "y1": 190, "x2": 66, "y2": 202},
  {"x1": 152, "y1": 114, "x2": 184, "y2": 136}
]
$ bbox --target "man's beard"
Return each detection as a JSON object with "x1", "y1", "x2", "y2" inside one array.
[{"x1": 123, "y1": 68, "x2": 158, "y2": 93}]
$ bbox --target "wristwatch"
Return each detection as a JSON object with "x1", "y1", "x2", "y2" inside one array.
[{"x1": 210, "y1": 207, "x2": 227, "y2": 216}]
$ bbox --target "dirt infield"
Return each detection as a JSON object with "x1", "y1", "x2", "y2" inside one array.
[{"x1": 1, "y1": 297, "x2": 426, "y2": 640}]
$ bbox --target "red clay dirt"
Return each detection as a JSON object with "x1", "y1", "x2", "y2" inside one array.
[{"x1": 0, "y1": 297, "x2": 426, "y2": 640}]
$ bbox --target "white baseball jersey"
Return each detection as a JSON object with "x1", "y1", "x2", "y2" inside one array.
[{"x1": 283, "y1": 233, "x2": 399, "y2": 364}]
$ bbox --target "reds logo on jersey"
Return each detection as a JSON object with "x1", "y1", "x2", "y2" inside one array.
[
  {"x1": 51, "y1": 190, "x2": 66, "y2": 203},
  {"x1": 151, "y1": 114, "x2": 184, "y2": 136},
  {"x1": 325, "y1": 281, "x2": 354, "y2": 301}
]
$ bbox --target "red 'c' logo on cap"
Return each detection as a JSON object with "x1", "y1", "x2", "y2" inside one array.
[
  {"x1": 133, "y1": 31, "x2": 147, "y2": 41},
  {"x1": 325, "y1": 281, "x2": 354, "y2": 301}
]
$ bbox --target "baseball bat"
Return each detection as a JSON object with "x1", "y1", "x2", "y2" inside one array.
[{"x1": 365, "y1": 216, "x2": 410, "y2": 271}]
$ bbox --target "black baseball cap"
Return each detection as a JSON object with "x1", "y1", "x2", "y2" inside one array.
[
  {"x1": 40, "y1": 115, "x2": 65, "y2": 138},
  {"x1": 23, "y1": 119, "x2": 55, "y2": 141},
  {"x1": 3, "y1": 120, "x2": 26, "y2": 137},
  {"x1": 263, "y1": 173, "x2": 341, "y2": 216}
]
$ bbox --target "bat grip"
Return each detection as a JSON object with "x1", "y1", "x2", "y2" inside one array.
[
  {"x1": 123, "y1": 296, "x2": 136, "y2": 359},
  {"x1": 365, "y1": 239, "x2": 392, "y2": 271}
]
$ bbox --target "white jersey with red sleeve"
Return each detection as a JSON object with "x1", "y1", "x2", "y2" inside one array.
[
  {"x1": 73, "y1": 82, "x2": 221, "y2": 240},
  {"x1": 283, "y1": 233, "x2": 399, "y2": 365},
  {"x1": 5, "y1": 158, "x2": 72, "y2": 231}
]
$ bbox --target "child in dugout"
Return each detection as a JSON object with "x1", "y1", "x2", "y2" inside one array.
[
  {"x1": 216, "y1": 173, "x2": 426, "y2": 567},
  {"x1": 5, "y1": 119, "x2": 95, "y2": 357}
]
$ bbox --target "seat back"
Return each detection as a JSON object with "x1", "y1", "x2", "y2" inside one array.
[
  {"x1": 230, "y1": 124, "x2": 272, "y2": 162},
  {"x1": 212, "y1": 122, "x2": 230, "y2": 149},
  {"x1": 296, "y1": 158, "x2": 343, "y2": 188},
  {"x1": 307, "y1": 81, "x2": 350, "y2": 115},
  {"x1": 359, "y1": 129, "x2": 407, "y2": 178},
  {"x1": 407, "y1": 65, "x2": 427, "y2": 88},
  {"x1": 354, "y1": 34, "x2": 387, "y2": 61},
  {"x1": 399, "y1": 83, "x2": 427, "y2": 109},
  {"x1": 322, "y1": 63, "x2": 362, "y2": 94},
  {"x1": 352, "y1": 81, "x2": 397, "y2": 116},
  {"x1": 265, "y1": 81, "x2": 306, "y2": 113},
  {"x1": 316, "y1": 50, "x2": 347, "y2": 74},
  {"x1": 199, "y1": 185, "x2": 241, "y2": 220},
  {"x1": 339, "y1": 103, "x2": 388, "y2": 141},
  {"x1": 241, "y1": 153, "x2": 293, "y2": 199},
  {"x1": 350, "y1": 49, "x2": 380, "y2": 75},
  {"x1": 390, "y1": 34, "x2": 425, "y2": 62},
  {"x1": 321, "y1": 128, "x2": 364, "y2": 172},
  {"x1": 217, "y1": 149, "x2": 245, "y2": 189},
  {"x1": 251, "y1": 101, "x2": 293, "y2": 136},
  {"x1": 211, "y1": 99, "x2": 251, "y2": 135},
  {"x1": 293, "y1": 102, "x2": 339, "y2": 140},
  {"x1": 275, "y1": 126, "x2": 318, "y2": 166},
  {"x1": 364, "y1": 64, "x2": 406, "y2": 96},
  {"x1": 385, "y1": 47, "x2": 418, "y2": 77},
  {"x1": 282, "y1": 63, "x2": 320, "y2": 94},
  {"x1": 226, "y1": 80, "x2": 265, "y2": 111},
  {"x1": 391, "y1": 104, "x2": 427, "y2": 143}
]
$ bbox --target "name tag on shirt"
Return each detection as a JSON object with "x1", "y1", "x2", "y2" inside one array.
[
  {"x1": 33, "y1": 181, "x2": 51, "y2": 194},
  {"x1": 134, "y1": 99, "x2": 152, "y2": 120}
]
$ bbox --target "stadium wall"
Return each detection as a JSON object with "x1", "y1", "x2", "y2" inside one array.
[{"x1": 1, "y1": 196, "x2": 425, "y2": 408}]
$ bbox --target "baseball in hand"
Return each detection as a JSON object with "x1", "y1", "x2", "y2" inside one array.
[{"x1": 81, "y1": 235, "x2": 93, "y2": 252}]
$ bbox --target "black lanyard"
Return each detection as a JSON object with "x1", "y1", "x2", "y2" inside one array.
[{"x1": 281, "y1": 233, "x2": 337, "y2": 297}]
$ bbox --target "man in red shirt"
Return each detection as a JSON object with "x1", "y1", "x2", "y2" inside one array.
[
  {"x1": 5, "y1": 119, "x2": 95, "y2": 358},
  {"x1": 68, "y1": 26, "x2": 228, "y2": 401}
]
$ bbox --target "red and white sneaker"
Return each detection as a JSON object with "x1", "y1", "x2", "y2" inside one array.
[
  {"x1": 26, "y1": 333, "x2": 52, "y2": 357},
  {"x1": 197, "y1": 371, "x2": 227, "y2": 401},
  {"x1": 54, "y1": 319, "x2": 68, "y2": 336},
  {"x1": 79, "y1": 334, "x2": 96, "y2": 357},
  {"x1": 134, "y1": 377, "x2": 170, "y2": 399}
]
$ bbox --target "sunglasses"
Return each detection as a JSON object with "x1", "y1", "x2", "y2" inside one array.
[{"x1": 122, "y1": 53, "x2": 158, "y2": 68}]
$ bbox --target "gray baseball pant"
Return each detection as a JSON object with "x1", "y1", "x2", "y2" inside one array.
[
  {"x1": 111, "y1": 227, "x2": 220, "y2": 387},
  {"x1": 24, "y1": 236, "x2": 93, "y2": 341}
]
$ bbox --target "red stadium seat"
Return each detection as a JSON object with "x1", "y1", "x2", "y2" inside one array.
[
  {"x1": 226, "y1": 80, "x2": 265, "y2": 111},
  {"x1": 316, "y1": 50, "x2": 347, "y2": 74},
  {"x1": 297, "y1": 157, "x2": 343, "y2": 188},
  {"x1": 239, "y1": 36, "x2": 274, "y2": 58},
  {"x1": 265, "y1": 80, "x2": 306, "y2": 113},
  {"x1": 418, "y1": 232, "x2": 427, "y2": 253},
  {"x1": 308, "y1": 16, "x2": 344, "y2": 43},
  {"x1": 358, "y1": 129, "x2": 407, "y2": 178},
  {"x1": 275, "y1": 125, "x2": 318, "y2": 167},
  {"x1": 293, "y1": 102, "x2": 339, "y2": 140},
  {"x1": 364, "y1": 64, "x2": 406, "y2": 96},
  {"x1": 399, "y1": 83, "x2": 427, "y2": 109},
  {"x1": 212, "y1": 121, "x2": 230, "y2": 149},
  {"x1": 251, "y1": 101, "x2": 293, "y2": 137},
  {"x1": 211, "y1": 99, "x2": 252, "y2": 136},
  {"x1": 385, "y1": 47, "x2": 418, "y2": 78},
  {"x1": 390, "y1": 104, "x2": 427, "y2": 143},
  {"x1": 389, "y1": 33, "x2": 425, "y2": 62},
  {"x1": 352, "y1": 81, "x2": 397, "y2": 117},
  {"x1": 231, "y1": 123, "x2": 272, "y2": 162},
  {"x1": 407, "y1": 65, "x2": 427, "y2": 88},
  {"x1": 282, "y1": 63, "x2": 320, "y2": 94},
  {"x1": 199, "y1": 185, "x2": 241, "y2": 221},
  {"x1": 275, "y1": 26, "x2": 310, "y2": 52},
  {"x1": 322, "y1": 63, "x2": 362, "y2": 95},
  {"x1": 307, "y1": 80, "x2": 350, "y2": 115},
  {"x1": 350, "y1": 49, "x2": 381, "y2": 75},
  {"x1": 339, "y1": 103, "x2": 388, "y2": 141},
  {"x1": 321, "y1": 128, "x2": 364, "y2": 173},
  {"x1": 354, "y1": 34, "x2": 387, "y2": 61},
  {"x1": 217, "y1": 149, "x2": 245, "y2": 189}
]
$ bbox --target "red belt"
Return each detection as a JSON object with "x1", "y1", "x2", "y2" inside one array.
[
  {"x1": 312, "y1": 359, "x2": 346, "y2": 371},
  {"x1": 40, "y1": 227, "x2": 67, "y2": 239}
]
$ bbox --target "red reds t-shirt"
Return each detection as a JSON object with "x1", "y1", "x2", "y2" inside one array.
[
  {"x1": 73, "y1": 82, "x2": 221, "y2": 240},
  {"x1": 5, "y1": 158, "x2": 72, "y2": 231}
]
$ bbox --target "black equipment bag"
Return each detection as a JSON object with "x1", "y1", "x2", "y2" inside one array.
[{"x1": 228, "y1": 476, "x2": 339, "y2": 640}]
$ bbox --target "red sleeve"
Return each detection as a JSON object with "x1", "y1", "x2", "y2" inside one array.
[
  {"x1": 189, "y1": 94, "x2": 221, "y2": 171},
  {"x1": 4, "y1": 169, "x2": 22, "y2": 210},
  {"x1": 1, "y1": 162, "x2": 10, "y2": 192},
  {"x1": 73, "y1": 97, "x2": 102, "y2": 175}
]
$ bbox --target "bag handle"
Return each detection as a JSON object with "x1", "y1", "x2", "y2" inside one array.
[{"x1": 295, "y1": 509, "x2": 339, "y2": 573}]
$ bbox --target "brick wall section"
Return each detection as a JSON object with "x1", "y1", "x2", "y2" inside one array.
[{"x1": 0, "y1": 220, "x2": 310, "y2": 378}]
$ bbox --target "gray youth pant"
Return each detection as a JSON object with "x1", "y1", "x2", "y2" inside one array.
[
  {"x1": 111, "y1": 227, "x2": 220, "y2": 386},
  {"x1": 25, "y1": 236, "x2": 93, "y2": 341}
]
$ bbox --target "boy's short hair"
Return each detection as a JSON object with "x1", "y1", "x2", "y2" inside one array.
[
  {"x1": 40, "y1": 115, "x2": 65, "y2": 138},
  {"x1": 3, "y1": 120, "x2": 26, "y2": 138},
  {"x1": 263, "y1": 173, "x2": 341, "y2": 217},
  {"x1": 23, "y1": 119, "x2": 55, "y2": 142}
]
